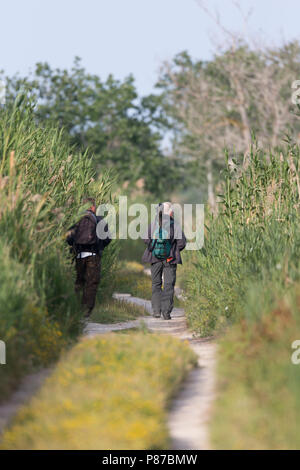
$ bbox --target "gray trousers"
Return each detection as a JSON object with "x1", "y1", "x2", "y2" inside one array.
[{"x1": 151, "y1": 261, "x2": 177, "y2": 318}]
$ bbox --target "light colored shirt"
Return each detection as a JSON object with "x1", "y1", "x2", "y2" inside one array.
[{"x1": 77, "y1": 252, "x2": 97, "y2": 259}]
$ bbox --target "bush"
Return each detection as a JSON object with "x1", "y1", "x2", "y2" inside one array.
[{"x1": 0, "y1": 241, "x2": 65, "y2": 397}]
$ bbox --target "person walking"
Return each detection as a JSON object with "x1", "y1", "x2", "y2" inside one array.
[
  {"x1": 66, "y1": 197, "x2": 111, "y2": 317},
  {"x1": 142, "y1": 202, "x2": 186, "y2": 320}
]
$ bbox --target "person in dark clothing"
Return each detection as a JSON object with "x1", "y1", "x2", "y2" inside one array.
[
  {"x1": 66, "y1": 197, "x2": 111, "y2": 317},
  {"x1": 142, "y1": 202, "x2": 186, "y2": 320}
]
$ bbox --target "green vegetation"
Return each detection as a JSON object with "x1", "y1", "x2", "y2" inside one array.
[
  {"x1": 158, "y1": 42, "x2": 300, "y2": 205},
  {"x1": 211, "y1": 284, "x2": 300, "y2": 449},
  {"x1": 115, "y1": 261, "x2": 183, "y2": 308},
  {"x1": 1, "y1": 29, "x2": 300, "y2": 451},
  {"x1": 90, "y1": 299, "x2": 147, "y2": 324},
  {"x1": 0, "y1": 98, "x2": 116, "y2": 400},
  {"x1": 155, "y1": 36, "x2": 300, "y2": 449},
  {"x1": 116, "y1": 262, "x2": 153, "y2": 299},
  {"x1": 185, "y1": 144, "x2": 299, "y2": 336},
  {"x1": 182, "y1": 143, "x2": 300, "y2": 448},
  {"x1": 4, "y1": 59, "x2": 182, "y2": 197},
  {"x1": 1, "y1": 333, "x2": 197, "y2": 450}
]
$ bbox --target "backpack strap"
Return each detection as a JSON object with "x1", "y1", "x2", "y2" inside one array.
[
  {"x1": 84, "y1": 210, "x2": 98, "y2": 225},
  {"x1": 149, "y1": 217, "x2": 160, "y2": 253},
  {"x1": 149, "y1": 238, "x2": 157, "y2": 253}
]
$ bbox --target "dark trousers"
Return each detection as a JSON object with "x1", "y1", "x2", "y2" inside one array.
[
  {"x1": 75, "y1": 254, "x2": 101, "y2": 313},
  {"x1": 151, "y1": 261, "x2": 177, "y2": 318}
]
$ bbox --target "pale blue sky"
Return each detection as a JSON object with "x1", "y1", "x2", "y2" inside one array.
[{"x1": 1, "y1": 0, "x2": 299, "y2": 95}]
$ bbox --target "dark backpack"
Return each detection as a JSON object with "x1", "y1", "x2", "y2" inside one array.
[{"x1": 74, "y1": 212, "x2": 98, "y2": 246}]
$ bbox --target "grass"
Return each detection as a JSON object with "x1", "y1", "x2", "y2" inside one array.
[
  {"x1": 181, "y1": 141, "x2": 300, "y2": 448},
  {"x1": 0, "y1": 97, "x2": 117, "y2": 400},
  {"x1": 0, "y1": 333, "x2": 197, "y2": 450},
  {"x1": 90, "y1": 299, "x2": 147, "y2": 324},
  {"x1": 115, "y1": 327, "x2": 143, "y2": 334},
  {"x1": 116, "y1": 261, "x2": 184, "y2": 308},
  {"x1": 211, "y1": 283, "x2": 300, "y2": 449},
  {"x1": 184, "y1": 143, "x2": 299, "y2": 336},
  {"x1": 116, "y1": 262, "x2": 153, "y2": 299}
]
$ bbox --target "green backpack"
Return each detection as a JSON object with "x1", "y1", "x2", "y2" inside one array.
[{"x1": 151, "y1": 220, "x2": 173, "y2": 260}]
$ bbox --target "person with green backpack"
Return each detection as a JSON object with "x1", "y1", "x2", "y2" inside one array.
[{"x1": 142, "y1": 202, "x2": 186, "y2": 320}]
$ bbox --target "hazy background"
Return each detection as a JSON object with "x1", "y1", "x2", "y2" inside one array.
[{"x1": 1, "y1": 0, "x2": 299, "y2": 95}]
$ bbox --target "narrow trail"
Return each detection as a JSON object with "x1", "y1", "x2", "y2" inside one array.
[
  {"x1": 0, "y1": 368, "x2": 52, "y2": 436},
  {"x1": 84, "y1": 293, "x2": 217, "y2": 450},
  {"x1": 0, "y1": 293, "x2": 217, "y2": 450}
]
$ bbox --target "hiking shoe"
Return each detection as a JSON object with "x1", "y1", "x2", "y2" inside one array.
[
  {"x1": 152, "y1": 313, "x2": 161, "y2": 318},
  {"x1": 84, "y1": 308, "x2": 93, "y2": 318},
  {"x1": 162, "y1": 314, "x2": 172, "y2": 320}
]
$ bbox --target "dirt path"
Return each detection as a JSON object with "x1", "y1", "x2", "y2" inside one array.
[
  {"x1": 0, "y1": 368, "x2": 52, "y2": 436},
  {"x1": 86, "y1": 293, "x2": 217, "y2": 450},
  {"x1": 0, "y1": 293, "x2": 216, "y2": 450}
]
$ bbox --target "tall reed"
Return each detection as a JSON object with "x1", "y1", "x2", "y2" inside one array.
[
  {"x1": 0, "y1": 96, "x2": 117, "y2": 399},
  {"x1": 184, "y1": 142, "x2": 300, "y2": 335}
]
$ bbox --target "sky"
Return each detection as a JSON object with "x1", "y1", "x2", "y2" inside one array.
[{"x1": 1, "y1": 0, "x2": 300, "y2": 96}]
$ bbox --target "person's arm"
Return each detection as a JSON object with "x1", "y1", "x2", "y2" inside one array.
[
  {"x1": 142, "y1": 224, "x2": 152, "y2": 247},
  {"x1": 174, "y1": 223, "x2": 186, "y2": 251},
  {"x1": 177, "y1": 231, "x2": 187, "y2": 251},
  {"x1": 66, "y1": 224, "x2": 77, "y2": 246}
]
